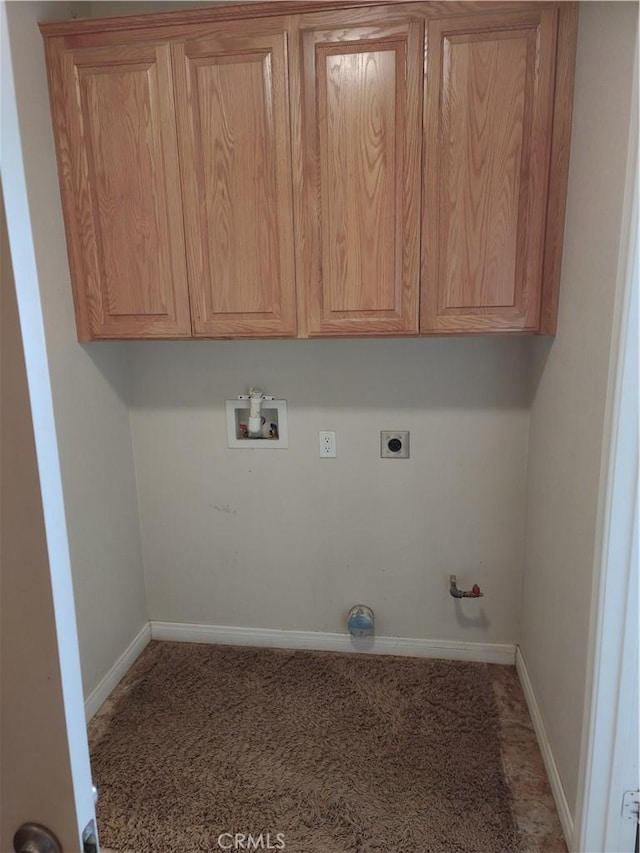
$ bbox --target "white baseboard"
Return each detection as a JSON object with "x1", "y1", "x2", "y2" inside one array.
[
  {"x1": 84, "y1": 623, "x2": 151, "y2": 722},
  {"x1": 150, "y1": 621, "x2": 516, "y2": 665},
  {"x1": 515, "y1": 647, "x2": 573, "y2": 845}
]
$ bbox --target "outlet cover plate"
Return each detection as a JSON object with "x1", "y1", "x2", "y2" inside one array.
[
  {"x1": 319, "y1": 430, "x2": 337, "y2": 458},
  {"x1": 381, "y1": 430, "x2": 409, "y2": 458}
]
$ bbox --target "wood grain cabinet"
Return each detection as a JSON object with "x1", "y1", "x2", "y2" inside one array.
[
  {"x1": 43, "y1": 20, "x2": 296, "y2": 340},
  {"x1": 421, "y1": 7, "x2": 572, "y2": 334},
  {"x1": 291, "y1": 8, "x2": 423, "y2": 336},
  {"x1": 172, "y1": 23, "x2": 297, "y2": 338},
  {"x1": 41, "y1": 2, "x2": 577, "y2": 341},
  {"x1": 44, "y1": 40, "x2": 192, "y2": 339}
]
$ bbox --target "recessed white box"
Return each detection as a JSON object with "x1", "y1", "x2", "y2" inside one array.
[
  {"x1": 380, "y1": 430, "x2": 410, "y2": 458},
  {"x1": 225, "y1": 399, "x2": 288, "y2": 448}
]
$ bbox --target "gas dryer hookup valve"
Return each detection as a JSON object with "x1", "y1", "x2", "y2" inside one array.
[{"x1": 449, "y1": 575, "x2": 484, "y2": 598}]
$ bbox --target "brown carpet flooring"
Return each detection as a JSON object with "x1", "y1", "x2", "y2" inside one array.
[{"x1": 90, "y1": 643, "x2": 523, "y2": 853}]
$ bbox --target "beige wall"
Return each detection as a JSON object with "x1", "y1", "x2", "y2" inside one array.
[
  {"x1": 129, "y1": 337, "x2": 531, "y2": 643},
  {"x1": 4, "y1": 0, "x2": 148, "y2": 699},
  {"x1": 520, "y1": 1, "x2": 637, "y2": 824}
]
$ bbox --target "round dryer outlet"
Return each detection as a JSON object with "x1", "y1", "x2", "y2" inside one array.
[{"x1": 380, "y1": 430, "x2": 410, "y2": 458}]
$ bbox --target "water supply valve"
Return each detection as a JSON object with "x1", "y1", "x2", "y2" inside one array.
[
  {"x1": 237, "y1": 388, "x2": 274, "y2": 437},
  {"x1": 449, "y1": 574, "x2": 484, "y2": 598}
]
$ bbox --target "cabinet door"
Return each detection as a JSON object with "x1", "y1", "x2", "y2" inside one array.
[
  {"x1": 173, "y1": 25, "x2": 297, "y2": 337},
  {"x1": 422, "y1": 10, "x2": 557, "y2": 333},
  {"x1": 293, "y1": 9, "x2": 422, "y2": 336},
  {"x1": 48, "y1": 41, "x2": 191, "y2": 340}
]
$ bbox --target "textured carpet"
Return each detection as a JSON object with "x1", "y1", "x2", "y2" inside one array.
[{"x1": 91, "y1": 642, "x2": 522, "y2": 853}]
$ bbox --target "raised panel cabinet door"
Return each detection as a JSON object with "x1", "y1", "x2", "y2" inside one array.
[
  {"x1": 422, "y1": 9, "x2": 558, "y2": 333},
  {"x1": 292, "y1": 9, "x2": 422, "y2": 336},
  {"x1": 46, "y1": 40, "x2": 191, "y2": 340},
  {"x1": 173, "y1": 25, "x2": 297, "y2": 338}
]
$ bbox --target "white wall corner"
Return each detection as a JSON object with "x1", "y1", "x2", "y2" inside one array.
[
  {"x1": 150, "y1": 621, "x2": 517, "y2": 665},
  {"x1": 84, "y1": 623, "x2": 151, "y2": 721},
  {"x1": 515, "y1": 647, "x2": 573, "y2": 845}
]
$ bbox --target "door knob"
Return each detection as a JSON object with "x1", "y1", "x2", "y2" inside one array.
[{"x1": 13, "y1": 824, "x2": 62, "y2": 853}]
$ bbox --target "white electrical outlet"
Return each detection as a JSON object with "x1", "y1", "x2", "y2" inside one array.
[{"x1": 319, "y1": 431, "x2": 336, "y2": 458}]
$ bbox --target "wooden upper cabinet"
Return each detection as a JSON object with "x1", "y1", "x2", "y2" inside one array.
[
  {"x1": 172, "y1": 24, "x2": 297, "y2": 337},
  {"x1": 45, "y1": 40, "x2": 191, "y2": 340},
  {"x1": 422, "y1": 8, "x2": 559, "y2": 333},
  {"x1": 292, "y1": 9, "x2": 423, "y2": 336},
  {"x1": 42, "y1": 2, "x2": 576, "y2": 341}
]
